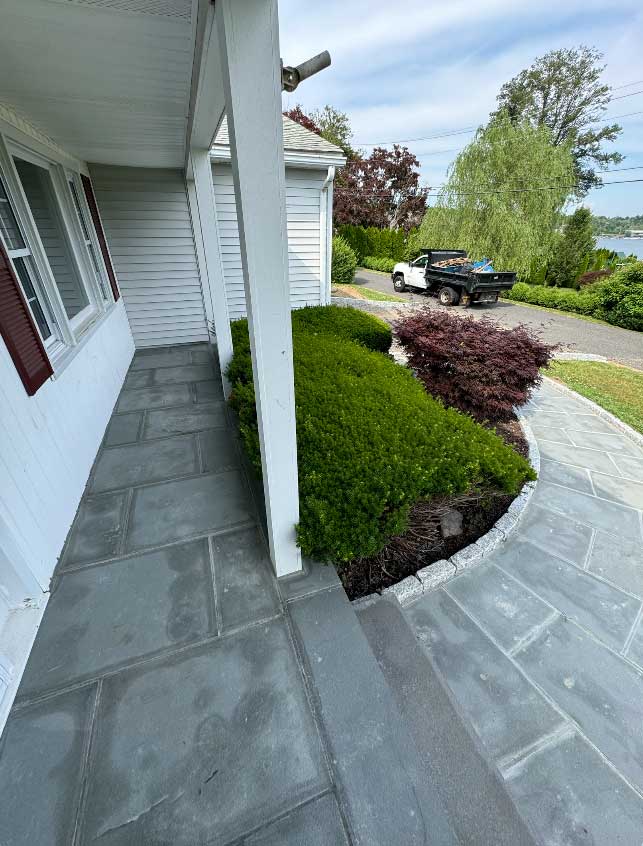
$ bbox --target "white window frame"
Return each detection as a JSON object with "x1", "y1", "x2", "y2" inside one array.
[
  {"x1": 65, "y1": 170, "x2": 113, "y2": 305},
  {"x1": 7, "y1": 141, "x2": 107, "y2": 339}
]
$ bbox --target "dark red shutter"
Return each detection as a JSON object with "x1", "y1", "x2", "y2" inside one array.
[
  {"x1": 81, "y1": 173, "x2": 120, "y2": 301},
  {"x1": 0, "y1": 242, "x2": 53, "y2": 396}
]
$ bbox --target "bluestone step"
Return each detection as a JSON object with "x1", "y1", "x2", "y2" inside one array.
[
  {"x1": 286, "y1": 582, "x2": 460, "y2": 846},
  {"x1": 356, "y1": 595, "x2": 539, "y2": 846}
]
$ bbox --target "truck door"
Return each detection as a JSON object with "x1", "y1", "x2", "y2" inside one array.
[{"x1": 407, "y1": 255, "x2": 428, "y2": 288}]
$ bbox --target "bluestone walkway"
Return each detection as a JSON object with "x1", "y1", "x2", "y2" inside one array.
[
  {"x1": 0, "y1": 344, "x2": 351, "y2": 846},
  {"x1": 402, "y1": 379, "x2": 643, "y2": 844}
]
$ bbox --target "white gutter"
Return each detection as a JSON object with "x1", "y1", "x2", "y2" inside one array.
[{"x1": 320, "y1": 165, "x2": 336, "y2": 304}]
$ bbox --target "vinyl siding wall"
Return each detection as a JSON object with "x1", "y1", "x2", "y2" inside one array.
[
  {"x1": 90, "y1": 165, "x2": 209, "y2": 348},
  {"x1": 212, "y1": 162, "x2": 325, "y2": 320}
]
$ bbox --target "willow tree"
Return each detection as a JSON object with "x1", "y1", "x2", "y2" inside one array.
[{"x1": 420, "y1": 115, "x2": 575, "y2": 277}]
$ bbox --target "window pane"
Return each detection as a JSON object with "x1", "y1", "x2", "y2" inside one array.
[
  {"x1": 69, "y1": 177, "x2": 109, "y2": 300},
  {"x1": 69, "y1": 179, "x2": 90, "y2": 240},
  {"x1": 0, "y1": 179, "x2": 26, "y2": 251},
  {"x1": 13, "y1": 256, "x2": 51, "y2": 340},
  {"x1": 15, "y1": 158, "x2": 89, "y2": 320},
  {"x1": 87, "y1": 243, "x2": 108, "y2": 299}
]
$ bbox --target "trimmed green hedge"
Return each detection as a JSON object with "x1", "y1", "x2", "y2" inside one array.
[
  {"x1": 226, "y1": 308, "x2": 533, "y2": 562},
  {"x1": 331, "y1": 235, "x2": 357, "y2": 285},
  {"x1": 362, "y1": 255, "x2": 397, "y2": 273},
  {"x1": 504, "y1": 262, "x2": 643, "y2": 331},
  {"x1": 338, "y1": 224, "x2": 418, "y2": 263}
]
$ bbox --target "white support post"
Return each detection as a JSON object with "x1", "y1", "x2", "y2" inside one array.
[
  {"x1": 216, "y1": 0, "x2": 302, "y2": 577},
  {"x1": 320, "y1": 166, "x2": 335, "y2": 305},
  {"x1": 188, "y1": 148, "x2": 233, "y2": 395}
]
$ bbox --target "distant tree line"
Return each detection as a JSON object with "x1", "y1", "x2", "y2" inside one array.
[{"x1": 590, "y1": 215, "x2": 643, "y2": 235}]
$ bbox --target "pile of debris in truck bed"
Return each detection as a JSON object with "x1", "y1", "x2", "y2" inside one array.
[{"x1": 430, "y1": 257, "x2": 496, "y2": 274}]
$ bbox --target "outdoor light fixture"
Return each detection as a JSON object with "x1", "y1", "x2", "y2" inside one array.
[{"x1": 281, "y1": 50, "x2": 331, "y2": 92}]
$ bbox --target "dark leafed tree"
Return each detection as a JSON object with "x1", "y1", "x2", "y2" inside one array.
[
  {"x1": 492, "y1": 46, "x2": 622, "y2": 194},
  {"x1": 334, "y1": 145, "x2": 428, "y2": 231},
  {"x1": 283, "y1": 104, "x2": 321, "y2": 135}
]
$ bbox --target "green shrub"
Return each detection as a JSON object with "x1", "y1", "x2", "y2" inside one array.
[
  {"x1": 337, "y1": 224, "x2": 418, "y2": 263},
  {"x1": 592, "y1": 263, "x2": 643, "y2": 331},
  {"x1": 292, "y1": 304, "x2": 392, "y2": 352},
  {"x1": 362, "y1": 255, "x2": 397, "y2": 273},
  {"x1": 331, "y1": 235, "x2": 357, "y2": 285},
  {"x1": 505, "y1": 266, "x2": 643, "y2": 331},
  {"x1": 226, "y1": 316, "x2": 534, "y2": 562}
]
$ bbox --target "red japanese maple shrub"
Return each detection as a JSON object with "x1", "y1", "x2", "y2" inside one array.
[{"x1": 395, "y1": 309, "x2": 556, "y2": 422}]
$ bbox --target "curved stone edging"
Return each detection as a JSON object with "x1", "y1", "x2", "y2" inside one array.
[
  {"x1": 543, "y1": 374, "x2": 643, "y2": 450},
  {"x1": 360, "y1": 413, "x2": 540, "y2": 607}
]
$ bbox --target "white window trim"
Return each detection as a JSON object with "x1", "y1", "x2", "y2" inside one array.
[
  {"x1": 0, "y1": 134, "x2": 114, "y2": 363},
  {"x1": 65, "y1": 170, "x2": 113, "y2": 307}
]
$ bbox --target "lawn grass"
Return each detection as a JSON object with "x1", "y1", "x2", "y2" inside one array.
[
  {"x1": 547, "y1": 361, "x2": 643, "y2": 434},
  {"x1": 332, "y1": 283, "x2": 406, "y2": 303}
]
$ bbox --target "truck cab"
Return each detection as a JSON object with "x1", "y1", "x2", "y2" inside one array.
[{"x1": 392, "y1": 255, "x2": 428, "y2": 292}]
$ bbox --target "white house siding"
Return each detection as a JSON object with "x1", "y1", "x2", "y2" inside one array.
[
  {"x1": 212, "y1": 163, "x2": 324, "y2": 320},
  {"x1": 90, "y1": 165, "x2": 209, "y2": 348},
  {"x1": 0, "y1": 300, "x2": 133, "y2": 592}
]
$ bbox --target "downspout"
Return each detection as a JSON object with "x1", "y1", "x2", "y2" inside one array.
[{"x1": 320, "y1": 166, "x2": 335, "y2": 304}]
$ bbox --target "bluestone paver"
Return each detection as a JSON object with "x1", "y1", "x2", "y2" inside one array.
[
  {"x1": 82, "y1": 621, "x2": 329, "y2": 845},
  {"x1": 407, "y1": 590, "x2": 563, "y2": 760},
  {"x1": 130, "y1": 347, "x2": 192, "y2": 369},
  {"x1": 195, "y1": 379, "x2": 223, "y2": 402},
  {"x1": 199, "y1": 427, "x2": 240, "y2": 474},
  {"x1": 62, "y1": 491, "x2": 127, "y2": 567},
  {"x1": 0, "y1": 686, "x2": 96, "y2": 846},
  {"x1": 445, "y1": 563, "x2": 555, "y2": 653},
  {"x1": 279, "y1": 557, "x2": 342, "y2": 602},
  {"x1": 625, "y1": 619, "x2": 643, "y2": 668},
  {"x1": 611, "y1": 452, "x2": 643, "y2": 483},
  {"x1": 123, "y1": 368, "x2": 153, "y2": 389},
  {"x1": 569, "y1": 429, "x2": 640, "y2": 455},
  {"x1": 536, "y1": 459, "x2": 594, "y2": 494},
  {"x1": 212, "y1": 527, "x2": 280, "y2": 631},
  {"x1": 126, "y1": 470, "x2": 254, "y2": 551},
  {"x1": 587, "y1": 530, "x2": 643, "y2": 597},
  {"x1": 117, "y1": 383, "x2": 191, "y2": 412},
  {"x1": 143, "y1": 401, "x2": 227, "y2": 438},
  {"x1": 494, "y1": 538, "x2": 639, "y2": 650},
  {"x1": 517, "y1": 504, "x2": 593, "y2": 566},
  {"x1": 504, "y1": 731, "x2": 643, "y2": 846},
  {"x1": 532, "y1": 480, "x2": 642, "y2": 539},
  {"x1": 104, "y1": 411, "x2": 142, "y2": 446},
  {"x1": 590, "y1": 470, "x2": 643, "y2": 509},
  {"x1": 19, "y1": 540, "x2": 214, "y2": 696},
  {"x1": 515, "y1": 617, "x2": 643, "y2": 793},
  {"x1": 537, "y1": 439, "x2": 618, "y2": 474},
  {"x1": 150, "y1": 363, "x2": 214, "y2": 385},
  {"x1": 89, "y1": 434, "x2": 198, "y2": 492},
  {"x1": 561, "y1": 412, "x2": 615, "y2": 434},
  {"x1": 244, "y1": 794, "x2": 350, "y2": 845},
  {"x1": 529, "y1": 425, "x2": 574, "y2": 444}
]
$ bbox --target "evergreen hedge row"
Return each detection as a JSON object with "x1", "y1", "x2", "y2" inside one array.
[
  {"x1": 504, "y1": 262, "x2": 643, "y2": 331},
  {"x1": 226, "y1": 306, "x2": 533, "y2": 562},
  {"x1": 337, "y1": 224, "x2": 418, "y2": 263}
]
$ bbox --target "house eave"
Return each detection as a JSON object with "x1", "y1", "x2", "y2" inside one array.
[{"x1": 210, "y1": 146, "x2": 346, "y2": 170}]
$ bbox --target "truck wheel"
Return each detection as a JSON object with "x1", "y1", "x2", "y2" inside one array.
[
  {"x1": 438, "y1": 286, "x2": 460, "y2": 306},
  {"x1": 393, "y1": 274, "x2": 406, "y2": 292}
]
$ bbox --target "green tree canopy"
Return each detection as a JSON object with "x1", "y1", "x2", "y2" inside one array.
[
  {"x1": 419, "y1": 115, "x2": 575, "y2": 278},
  {"x1": 548, "y1": 207, "x2": 595, "y2": 287},
  {"x1": 491, "y1": 46, "x2": 622, "y2": 194},
  {"x1": 310, "y1": 105, "x2": 356, "y2": 158}
]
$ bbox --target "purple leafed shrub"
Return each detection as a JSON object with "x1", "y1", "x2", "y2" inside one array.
[{"x1": 395, "y1": 309, "x2": 556, "y2": 422}]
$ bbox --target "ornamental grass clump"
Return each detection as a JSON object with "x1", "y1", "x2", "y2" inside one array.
[
  {"x1": 395, "y1": 308, "x2": 555, "y2": 423},
  {"x1": 227, "y1": 306, "x2": 533, "y2": 562}
]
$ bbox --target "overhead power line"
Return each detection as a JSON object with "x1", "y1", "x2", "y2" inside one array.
[
  {"x1": 611, "y1": 79, "x2": 643, "y2": 90},
  {"x1": 334, "y1": 177, "x2": 643, "y2": 199}
]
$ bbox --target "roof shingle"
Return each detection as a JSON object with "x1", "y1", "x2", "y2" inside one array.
[{"x1": 213, "y1": 115, "x2": 345, "y2": 157}]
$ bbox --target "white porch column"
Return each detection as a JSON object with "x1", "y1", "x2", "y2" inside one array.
[
  {"x1": 188, "y1": 148, "x2": 233, "y2": 395},
  {"x1": 216, "y1": 0, "x2": 302, "y2": 576}
]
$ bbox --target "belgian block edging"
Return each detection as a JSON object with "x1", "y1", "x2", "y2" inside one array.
[{"x1": 373, "y1": 412, "x2": 540, "y2": 608}]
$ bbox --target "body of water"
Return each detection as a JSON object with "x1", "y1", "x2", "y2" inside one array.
[{"x1": 596, "y1": 236, "x2": 643, "y2": 259}]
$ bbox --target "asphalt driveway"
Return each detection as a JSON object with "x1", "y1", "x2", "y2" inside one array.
[{"x1": 353, "y1": 268, "x2": 643, "y2": 371}]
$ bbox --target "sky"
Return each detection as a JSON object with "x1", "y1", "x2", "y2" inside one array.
[{"x1": 278, "y1": 0, "x2": 643, "y2": 217}]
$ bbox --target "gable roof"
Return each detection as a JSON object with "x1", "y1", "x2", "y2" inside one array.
[{"x1": 212, "y1": 115, "x2": 346, "y2": 166}]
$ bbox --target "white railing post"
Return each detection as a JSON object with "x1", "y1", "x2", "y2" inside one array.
[
  {"x1": 215, "y1": 0, "x2": 302, "y2": 576},
  {"x1": 188, "y1": 148, "x2": 233, "y2": 395}
]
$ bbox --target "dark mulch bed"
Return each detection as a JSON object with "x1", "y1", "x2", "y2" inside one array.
[{"x1": 337, "y1": 414, "x2": 529, "y2": 600}]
